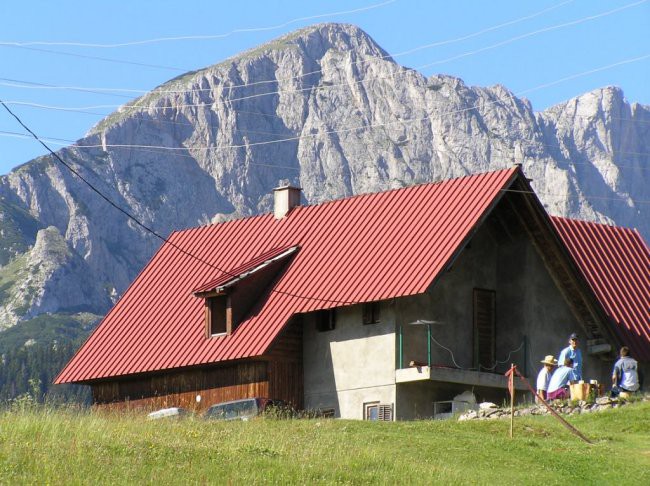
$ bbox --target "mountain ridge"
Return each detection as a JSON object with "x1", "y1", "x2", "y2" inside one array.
[{"x1": 0, "y1": 22, "x2": 647, "y2": 338}]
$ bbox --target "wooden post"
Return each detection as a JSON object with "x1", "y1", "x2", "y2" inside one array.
[{"x1": 509, "y1": 363, "x2": 515, "y2": 439}]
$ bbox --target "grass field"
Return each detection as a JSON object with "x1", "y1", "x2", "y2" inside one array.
[{"x1": 0, "y1": 402, "x2": 648, "y2": 484}]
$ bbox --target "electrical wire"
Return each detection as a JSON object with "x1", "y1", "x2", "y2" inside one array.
[
  {"x1": 428, "y1": 334, "x2": 526, "y2": 372},
  {"x1": 4, "y1": 0, "x2": 637, "y2": 113},
  {"x1": 0, "y1": 0, "x2": 571, "y2": 95},
  {"x1": 502, "y1": 188, "x2": 650, "y2": 205},
  {"x1": 4, "y1": 49, "x2": 648, "y2": 138},
  {"x1": 429, "y1": 335, "x2": 466, "y2": 369},
  {"x1": 479, "y1": 341, "x2": 526, "y2": 371},
  {"x1": 0, "y1": 0, "x2": 397, "y2": 48},
  {"x1": 20, "y1": 55, "x2": 644, "y2": 163},
  {"x1": 0, "y1": 98, "x2": 359, "y2": 306}
]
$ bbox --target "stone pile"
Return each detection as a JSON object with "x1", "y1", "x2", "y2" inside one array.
[{"x1": 457, "y1": 394, "x2": 649, "y2": 421}]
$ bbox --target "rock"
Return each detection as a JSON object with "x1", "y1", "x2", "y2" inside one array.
[
  {"x1": 458, "y1": 410, "x2": 477, "y2": 421},
  {"x1": 479, "y1": 402, "x2": 498, "y2": 410},
  {"x1": 0, "y1": 23, "x2": 647, "y2": 335}
]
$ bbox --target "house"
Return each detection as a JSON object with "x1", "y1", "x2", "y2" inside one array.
[{"x1": 55, "y1": 167, "x2": 649, "y2": 420}]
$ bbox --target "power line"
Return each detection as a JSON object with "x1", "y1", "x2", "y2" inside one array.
[
  {"x1": 2, "y1": 44, "x2": 187, "y2": 72},
  {"x1": 0, "y1": 0, "x2": 574, "y2": 98},
  {"x1": 5, "y1": 129, "x2": 650, "y2": 169},
  {"x1": 0, "y1": 0, "x2": 397, "y2": 48},
  {"x1": 0, "y1": 98, "x2": 359, "y2": 306},
  {"x1": 502, "y1": 188, "x2": 650, "y2": 205},
  {"x1": 4, "y1": 0, "x2": 643, "y2": 114},
  {"x1": 19, "y1": 56, "x2": 642, "y2": 158},
  {"x1": 0, "y1": 77, "x2": 134, "y2": 99},
  {"x1": 415, "y1": 0, "x2": 648, "y2": 72}
]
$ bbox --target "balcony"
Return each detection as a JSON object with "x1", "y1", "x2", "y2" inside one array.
[
  {"x1": 397, "y1": 321, "x2": 528, "y2": 391},
  {"x1": 395, "y1": 365, "x2": 527, "y2": 391}
]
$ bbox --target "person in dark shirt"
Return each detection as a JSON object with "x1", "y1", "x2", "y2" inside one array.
[{"x1": 611, "y1": 346, "x2": 640, "y2": 397}]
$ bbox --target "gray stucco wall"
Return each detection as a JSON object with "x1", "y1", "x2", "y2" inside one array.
[
  {"x1": 400, "y1": 221, "x2": 613, "y2": 374},
  {"x1": 303, "y1": 303, "x2": 396, "y2": 419},
  {"x1": 302, "y1": 204, "x2": 616, "y2": 420}
]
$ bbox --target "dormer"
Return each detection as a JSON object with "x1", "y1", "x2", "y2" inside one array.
[{"x1": 193, "y1": 245, "x2": 299, "y2": 337}]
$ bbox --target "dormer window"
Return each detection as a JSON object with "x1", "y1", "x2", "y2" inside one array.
[
  {"x1": 207, "y1": 294, "x2": 231, "y2": 336},
  {"x1": 192, "y1": 245, "x2": 300, "y2": 339}
]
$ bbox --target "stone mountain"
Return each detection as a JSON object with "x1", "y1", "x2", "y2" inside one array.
[{"x1": 0, "y1": 23, "x2": 647, "y2": 337}]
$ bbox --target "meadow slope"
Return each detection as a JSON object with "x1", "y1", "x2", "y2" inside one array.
[{"x1": 0, "y1": 402, "x2": 648, "y2": 484}]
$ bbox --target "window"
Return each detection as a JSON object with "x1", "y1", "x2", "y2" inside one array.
[
  {"x1": 473, "y1": 289, "x2": 496, "y2": 371},
  {"x1": 362, "y1": 302, "x2": 380, "y2": 324},
  {"x1": 315, "y1": 309, "x2": 336, "y2": 332},
  {"x1": 207, "y1": 295, "x2": 230, "y2": 336},
  {"x1": 319, "y1": 408, "x2": 335, "y2": 418},
  {"x1": 364, "y1": 402, "x2": 393, "y2": 421}
]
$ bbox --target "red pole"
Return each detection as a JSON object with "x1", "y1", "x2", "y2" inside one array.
[{"x1": 509, "y1": 363, "x2": 515, "y2": 438}]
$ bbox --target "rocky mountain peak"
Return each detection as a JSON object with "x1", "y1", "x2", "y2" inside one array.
[{"x1": 0, "y1": 23, "x2": 647, "y2": 336}]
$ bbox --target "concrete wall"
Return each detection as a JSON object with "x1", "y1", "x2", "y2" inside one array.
[
  {"x1": 303, "y1": 203, "x2": 616, "y2": 420},
  {"x1": 303, "y1": 303, "x2": 396, "y2": 419},
  {"x1": 395, "y1": 207, "x2": 614, "y2": 419}
]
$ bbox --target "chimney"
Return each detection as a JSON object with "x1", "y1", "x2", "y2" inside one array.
[{"x1": 273, "y1": 185, "x2": 302, "y2": 219}]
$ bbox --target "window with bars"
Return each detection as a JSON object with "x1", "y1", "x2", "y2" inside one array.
[
  {"x1": 362, "y1": 302, "x2": 381, "y2": 325},
  {"x1": 364, "y1": 402, "x2": 393, "y2": 421},
  {"x1": 473, "y1": 288, "x2": 496, "y2": 371}
]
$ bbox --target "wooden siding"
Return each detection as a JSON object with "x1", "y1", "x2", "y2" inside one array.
[
  {"x1": 91, "y1": 317, "x2": 305, "y2": 412},
  {"x1": 91, "y1": 361, "x2": 269, "y2": 412}
]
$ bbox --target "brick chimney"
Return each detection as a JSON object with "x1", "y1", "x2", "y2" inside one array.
[{"x1": 273, "y1": 185, "x2": 302, "y2": 219}]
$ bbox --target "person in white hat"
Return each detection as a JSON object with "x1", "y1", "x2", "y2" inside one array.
[{"x1": 536, "y1": 355, "x2": 558, "y2": 401}]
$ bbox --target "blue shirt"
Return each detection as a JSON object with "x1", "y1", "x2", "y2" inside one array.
[
  {"x1": 558, "y1": 346, "x2": 582, "y2": 380},
  {"x1": 547, "y1": 366, "x2": 576, "y2": 393}
]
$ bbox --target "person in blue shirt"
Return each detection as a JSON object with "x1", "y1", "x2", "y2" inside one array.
[
  {"x1": 547, "y1": 358, "x2": 576, "y2": 400},
  {"x1": 558, "y1": 333, "x2": 582, "y2": 381}
]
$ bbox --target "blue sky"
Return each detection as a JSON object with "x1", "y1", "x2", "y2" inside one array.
[{"x1": 1, "y1": 0, "x2": 648, "y2": 174}]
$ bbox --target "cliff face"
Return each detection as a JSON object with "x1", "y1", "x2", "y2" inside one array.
[{"x1": 0, "y1": 23, "x2": 647, "y2": 331}]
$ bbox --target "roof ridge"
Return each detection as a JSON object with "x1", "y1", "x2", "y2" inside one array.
[{"x1": 174, "y1": 167, "x2": 519, "y2": 236}]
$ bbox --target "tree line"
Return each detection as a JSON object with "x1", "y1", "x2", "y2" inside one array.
[{"x1": 0, "y1": 338, "x2": 90, "y2": 404}]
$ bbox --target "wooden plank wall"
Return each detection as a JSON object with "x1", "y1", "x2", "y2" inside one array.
[
  {"x1": 265, "y1": 316, "x2": 304, "y2": 408},
  {"x1": 92, "y1": 315, "x2": 306, "y2": 412},
  {"x1": 268, "y1": 361, "x2": 303, "y2": 409},
  {"x1": 92, "y1": 361, "x2": 268, "y2": 412}
]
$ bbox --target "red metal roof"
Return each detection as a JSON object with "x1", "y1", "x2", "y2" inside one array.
[
  {"x1": 552, "y1": 217, "x2": 650, "y2": 361},
  {"x1": 56, "y1": 168, "x2": 522, "y2": 384},
  {"x1": 192, "y1": 245, "x2": 298, "y2": 294}
]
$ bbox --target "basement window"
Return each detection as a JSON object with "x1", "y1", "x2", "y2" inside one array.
[
  {"x1": 207, "y1": 294, "x2": 231, "y2": 336},
  {"x1": 364, "y1": 402, "x2": 393, "y2": 421},
  {"x1": 315, "y1": 309, "x2": 336, "y2": 332},
  {"x1": 320, "y1": 408, "x2": 335, "y2": 418},
  {"x1": 362, "y1": 302, "x2": 380, "y2": 325}
]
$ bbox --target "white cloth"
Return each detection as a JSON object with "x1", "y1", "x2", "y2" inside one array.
[{"x1": 536, "y1": 367, "x2": 551, "y2": 392}]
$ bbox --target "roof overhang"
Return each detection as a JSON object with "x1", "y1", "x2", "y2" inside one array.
[{"x1": 193, "y1": 245, "x2": 299, "y2": 297}]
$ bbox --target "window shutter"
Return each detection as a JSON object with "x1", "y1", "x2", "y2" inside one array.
[
  {"x1": 316, "y1": 309, "x2": 336, "y2": 332},
  {"x1": 378, "y1": 404, "x2": 393, "y2": 421},
  {"x1": 362, "y1": 302, "x2": 380, "y2": 325},
  {"x1": 473, "y1": 289, "x2": 496, "y2": 370},
  {"x1": 362, "y1": 303, "x2": 372, "y2": 325}
]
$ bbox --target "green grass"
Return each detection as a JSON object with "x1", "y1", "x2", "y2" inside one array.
[{"x1": 0, "y1": 402, "x2": 648, "y2": 484}]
